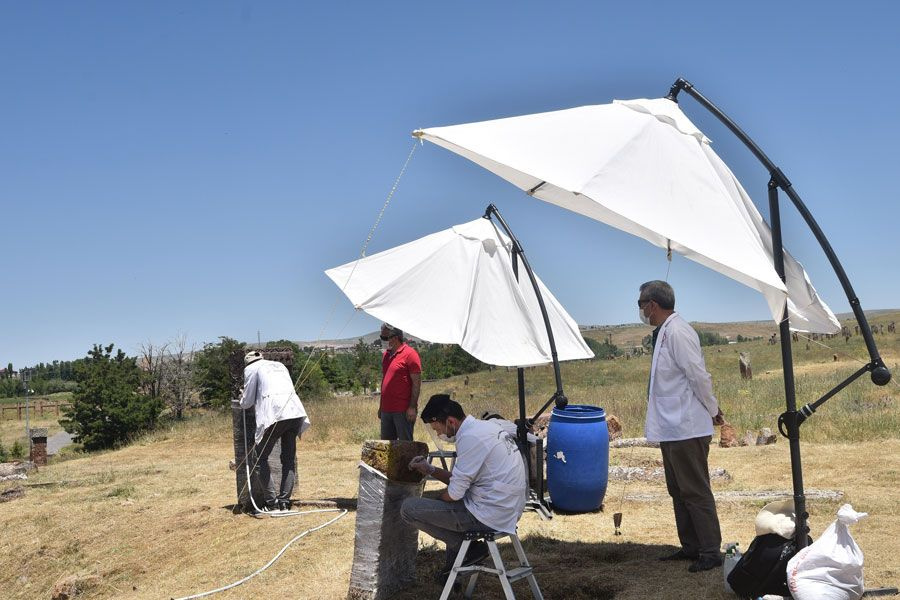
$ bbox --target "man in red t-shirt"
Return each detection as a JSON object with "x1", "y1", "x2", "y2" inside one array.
[{"x1": 379, "y1": 323, "x2": 422, "y2": 440}]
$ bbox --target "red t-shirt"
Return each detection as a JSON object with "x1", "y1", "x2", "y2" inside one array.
[{"x1": 381, "y1": 343, "x2": 422, "y2": 412}]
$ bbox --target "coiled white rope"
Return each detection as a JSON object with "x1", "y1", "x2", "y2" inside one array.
[{"x1": 171, "y1": 508, "x2": 348, "y2": 600}]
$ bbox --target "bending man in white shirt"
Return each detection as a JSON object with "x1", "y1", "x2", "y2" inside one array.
[
  {"x1": 239, "y1": 351, "x2": 311, "y2": 512},
  {"x1": 403, "y1": 394, "x2": 527, "y2": 583},
  {"x1": 639, "y1": 280, "x2": 725, "y2": 573}
]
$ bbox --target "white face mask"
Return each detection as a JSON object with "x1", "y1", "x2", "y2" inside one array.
[
  {"x1": 639, "y1": 306, "x2": 650, "y2": 325},
  {"x1": 438, "y1": 423, "x2": 458, "y2": 443}
]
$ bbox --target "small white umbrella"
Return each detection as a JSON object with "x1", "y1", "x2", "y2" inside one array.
[
  {"x1": 415, "y1": 98, "x2": 839, "y2": 333},
  {"x1": 324, "y1": 216, "x2": 594, "y2": 367}
]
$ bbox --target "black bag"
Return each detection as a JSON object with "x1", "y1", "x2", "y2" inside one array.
[{"x1": 727, "y1": 533, "x2": 811, "y2": 599}]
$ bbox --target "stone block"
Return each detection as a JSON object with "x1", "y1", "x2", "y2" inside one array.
[{"x1": 360, "y1": 440, "x2": 428, "y2": 483}]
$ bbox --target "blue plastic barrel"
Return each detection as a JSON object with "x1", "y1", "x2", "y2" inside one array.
[{"x1": 546, "y1": 404, "x2": 609, "y2": 512}]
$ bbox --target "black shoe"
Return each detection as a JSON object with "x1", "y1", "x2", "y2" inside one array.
[
  {"x1": 277, "y1": 499, "x2": 292, "y2": 511},
  {"x1": 658, "y1": 549, "x2": 698, "y2": 561},
  {"x1": 688, "y1": 555, "x2": 723, "y2": 572},
  {"x1": 461, "y1": 541, "x2": 490, "y2": 567},
  {"x1": 435, "y1": 542, "x2": 491, "y2": 584}
]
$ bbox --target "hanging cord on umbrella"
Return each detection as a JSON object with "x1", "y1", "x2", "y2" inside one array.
[
  {"x1": 612, "y1": 441, "x2": 637, "y2": 536},
  {"x1": 664, "y1": 239, "x2": 673, "y2": 282},
  {"x1": 170, "y1": 508, "x2": 348, "y2": 600},
  {"x1": 292, "y1": 140, "x2": 419, "y2": 390}
]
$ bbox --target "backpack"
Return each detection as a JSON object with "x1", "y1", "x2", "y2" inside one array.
[{"x1": 727, "y1": 532, "x2": 811, "y2": 599}]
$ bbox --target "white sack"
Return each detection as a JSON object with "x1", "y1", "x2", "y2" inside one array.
[
  {"x1": 786, "y1": 504, "x2": 867, "y2": 600},
  {"x1": 756, "y1": 498, "x2": 797, "y2": 539}
]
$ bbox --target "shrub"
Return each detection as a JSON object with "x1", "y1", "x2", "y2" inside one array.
[{"x1": 10, "y1": 440, "x2": 25, "y2": 459}]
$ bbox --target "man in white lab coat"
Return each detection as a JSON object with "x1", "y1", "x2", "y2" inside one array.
[
  {"x1": 240, "y1": 351, "x2": 311, "y2": 512},
  {"x1": 639, "y1": 280, "x2": 724, "y2": 573},
  {"x1": 403, "y1": 394, "x2": 527, "y2": 583}
]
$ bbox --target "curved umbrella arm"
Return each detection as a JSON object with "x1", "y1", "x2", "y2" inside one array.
[
  {"x1": 484, "y1": 203, "x2": 568, "y2": 405},
  {"x1": 667, "y1": 77, "x2": 890, "y2": 386}
]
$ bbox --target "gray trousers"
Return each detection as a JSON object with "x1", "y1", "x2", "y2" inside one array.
[
  {"x1": 400, "y1": 497, "x2": 488, "y2": 568},
  {"x1": 660, "y1": 435, "x2": 722, "y2": 558},
  {"x1": 380, "y1": 410, "x2": 414, "y2": 441},
  {"x1": 255, "y1": 417, "x2": 302, "y2": 507}
]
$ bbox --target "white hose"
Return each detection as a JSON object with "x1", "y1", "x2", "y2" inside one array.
[{"x1": 171, "y1": 508, "x2": 348, "y2": 600}]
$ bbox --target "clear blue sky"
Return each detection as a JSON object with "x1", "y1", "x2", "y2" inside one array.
[{"x1": 2, "y1": 2, "x2": 898, "y2": 368}]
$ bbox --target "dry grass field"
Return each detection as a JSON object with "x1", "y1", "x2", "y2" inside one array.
[{"x1": 1, "y1": 314, "x2": 898, "y2": 599}]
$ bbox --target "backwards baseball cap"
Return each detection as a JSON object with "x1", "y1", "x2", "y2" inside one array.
[{"x1": 244, "y1": 351, "x2": 263, "y2": 366}]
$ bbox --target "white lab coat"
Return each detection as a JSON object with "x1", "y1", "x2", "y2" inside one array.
[
  {"x1": 448, "y1": 416, "x2": 527, "y2": 534},
  {"x1": 645, "y1": 313, "x2": 718, "y2": 443},
  {"x1": 239, "y1": 359, "x2": 311, "y2": 444}
]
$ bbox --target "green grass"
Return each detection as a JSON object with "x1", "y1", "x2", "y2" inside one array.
[{"x1": 298, "y1": 316, "x2": 899, "y2": 445}]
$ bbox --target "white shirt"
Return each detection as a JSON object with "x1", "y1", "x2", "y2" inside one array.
[
  {"x1": 239, "y1": 359, "x2": 311, "y2": 444},
  {"x1": 447, "y1": 416, "x2": 527, "y2": 534},
  {"x1": 645, "y1": 313, "x2": 718, "y2": 443}
]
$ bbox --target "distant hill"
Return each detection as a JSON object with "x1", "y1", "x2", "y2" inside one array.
[{"x1": 294, "y1": 309, "x2": 898, "y2": 352}]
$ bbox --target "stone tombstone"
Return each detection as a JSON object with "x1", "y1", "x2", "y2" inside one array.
[
  {"x1": 30, "y1": 428, "x2": 48, "y2": 466},
  {"x1": 231, "y1": 348, "x2": 295, "y2": 511},
  {"x1": 348, "y1": 440, "x2": 428, "y2": 600},
  {"x1": 739, "y1": 352, "x2": 752, "y2": 380}
]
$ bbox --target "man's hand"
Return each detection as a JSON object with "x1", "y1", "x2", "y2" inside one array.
[
  {"x1": 405, "y1": 405, "x2": 417, "y2": 424},
  {"x1": 713, "y1": 408, "x2": 725, "y2": 427},
  {"x1": 408, "y1": 455, "x2": 435, "y2": 476}
]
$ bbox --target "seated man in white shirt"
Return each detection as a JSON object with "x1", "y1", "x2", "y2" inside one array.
[
  {"x1": 239, "y1": 351, "x2": 311, "y2": 512},
  {"x1": 403, "y1": 394, "x2": 528, "y2": 582}
]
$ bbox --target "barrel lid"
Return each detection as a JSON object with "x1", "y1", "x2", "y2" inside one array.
[{"x1": 551, "y1": 404, "x2": 606, "y2": 420}]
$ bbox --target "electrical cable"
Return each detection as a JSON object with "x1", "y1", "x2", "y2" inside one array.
[{"x1": 170, "y1": 509, "x2": 348, "y2": 600}]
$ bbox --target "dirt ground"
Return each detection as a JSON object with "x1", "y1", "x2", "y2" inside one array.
[{"x1": 2, "y1": 426, "x2": 897, "y2": 600}]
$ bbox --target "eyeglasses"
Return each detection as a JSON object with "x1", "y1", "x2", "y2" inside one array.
[{"x1": 637, "y1": 299, "x2": 650, "y2": 308}]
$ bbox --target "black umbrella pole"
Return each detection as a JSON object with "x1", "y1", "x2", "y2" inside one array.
[
  {"x1": 485, "y1": 204, "x2": 566, "y2": 401},
  {"x1": 770, "y1": 181, "x2": 809, "y2": 548}
]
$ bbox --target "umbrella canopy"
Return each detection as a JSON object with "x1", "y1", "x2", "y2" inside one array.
[
  {"x1": 324, "y1": 217, "x2": 594, "y2": 367},
  {"x1": 415, "y1": 98, "x2": 839, "y2": 333}
]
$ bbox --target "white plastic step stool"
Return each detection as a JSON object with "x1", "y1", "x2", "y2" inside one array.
[{"x1": 439, "y1": 530, "x2": 544, "y2": 600}]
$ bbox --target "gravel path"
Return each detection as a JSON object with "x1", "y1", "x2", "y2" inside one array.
[{"x1": 47, "y1": 430, "x2": 73, "y2": 454}]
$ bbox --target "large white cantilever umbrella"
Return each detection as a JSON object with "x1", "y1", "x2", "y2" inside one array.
[
  {"x1": 415, "y1": 80, "x2": 893, "y2": 550},
  {"x1": 325, "y1": 215, "x2": 594, "y2": 368},
  {"x1": 414, "y1": 97, "x2": 839, "y2": 334}
]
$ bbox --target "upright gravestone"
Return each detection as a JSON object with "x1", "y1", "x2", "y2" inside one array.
[
  {"x1": 348, "y1": 440, "x2": 428, "y2": 600},
  {"x1": 30, "y1": 428, "x2": 48, "y2": 466}
]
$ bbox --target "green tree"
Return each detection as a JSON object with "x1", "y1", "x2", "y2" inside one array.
[
  {"x1": 193, "y1": 337, "x2": 246, "y2": 408},
  {"x1": 585, "y1": 337, "x2": 621, "y2": 359},
  {"x1": 60, "y1": 344, "x2": 163, "y2": 451},
  {"x1": 693, "y1": 328, "x2": 729, "y2": 347},
  {"x1": 6, "y1": 363, "x2": 11, "y2": 378}
]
